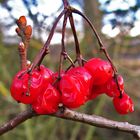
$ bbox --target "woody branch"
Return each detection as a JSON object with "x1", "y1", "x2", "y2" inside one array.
[{"x1": 0, "y1": 107, "x2": 140, "y2": 139}]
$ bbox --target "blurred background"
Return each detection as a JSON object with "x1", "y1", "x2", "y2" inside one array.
[{"x1": 0, "y1": 0, "x2": 140, "y2": 140}]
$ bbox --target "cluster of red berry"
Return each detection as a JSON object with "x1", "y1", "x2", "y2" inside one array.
[{"x1": 10, "y1": 58, "x2": 134, "y2": 115}]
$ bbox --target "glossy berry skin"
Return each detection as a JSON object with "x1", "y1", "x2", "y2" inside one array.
[
  {"x1": 59, "y1": 74, "x2": 86, "y2": 108},
  {"x1": 89, "y1": 84, "x2": 107, "y2": 100},
  {"x1": 67, "y1": 67, "x2": 93, "y2": 100},
  {"x1": 32, "y1": 84, "x2": 61, "y2": 114},
  {"x1": 113, "y1": 92, "x2": 134, "y2": 115},
  {"x1": 52, "y1": 71, "x2": 65, "y2": 89},
  {"x1": 10, "y1": 65, "x2": 53, "y2": 104},
  {"x1": 84, "y1": 58, "x2": 113, "y2": 85},
  {"x1": 106, "y1": 75, "x2": 124, "y2": 97},
  {"x1": 88, "y1": 75, "x2": 124, "y2": 100}
]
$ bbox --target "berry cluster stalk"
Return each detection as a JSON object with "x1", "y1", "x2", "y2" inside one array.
[
  {"x1": 26, "y1": 0, "x2": 122, "y2": 97},
  {"x1": 17, "y1": 0, "x2": 122, "y2": 98}
]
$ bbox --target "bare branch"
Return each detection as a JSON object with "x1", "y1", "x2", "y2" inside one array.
[
  {"x1": 0, "y1": 107, "x2": 140, "y2": 139},
  {"x1": 0, "y1": 108, "x2": 36, "y2": 135},
  {"x1": 58, "y1": 108, "x2": 140, "y2": 139}
]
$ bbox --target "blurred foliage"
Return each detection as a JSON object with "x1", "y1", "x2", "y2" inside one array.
[
  {"x1": 0, "y1": 0, "x2": 140, "y2": 140},
  {"x1": 99, "y1": 0, "x2": 139, "y2": 28}
]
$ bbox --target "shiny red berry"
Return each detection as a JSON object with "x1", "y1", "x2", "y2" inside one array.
[
  {"x1": 84, "y1": 58, "x2": 113, "y2": 85},
  {"x1": 113, "y1": 92, "x2": 134, "y2": 115},
  {"x1": 89, "y1": 83, "x2": 107, "y2": 100},
  {"x1": 59, "y1": 74, "x2": 86, "y2": 108},
  {"x1": 32, "y1": 84, "x2": 61, "y2": 114},
  {"x1": 10, "y1": 65, "x2": 53, "y2": 104},
  {"x1": 67, "y1": 67, "x2": 93, "y2": 100},
  {"x1": 52, "y1": 71, "x2": 65, "y2": 89},
  {"x1": 106, "y1": 75, "x2": 124, "y2": 97}
]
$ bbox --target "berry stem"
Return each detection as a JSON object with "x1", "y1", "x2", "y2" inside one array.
[
  {"x1": 72, "y1": 8, "x2": 116, "y2": 71},
  {"x1": 62, "y1": 0, "x2": 69, "y2": 8},
  {"x1": 114, "y1": 74, "x2": 123, "y2": 98},
  {"x1": 59, "y1": 11, "x2": 75, "y2": 77},
  {"x1": 58, "y1": 13, "x2": 68, "y2": 79},
  {"x1": 69, "y1": 13, "x2": 83, "y2": 66},
  {"x1": 65, "y1": 59, "x2": 77, "y2": 72},
  {"x1": 63, "y1": 0, "x2": 83, "y2": 66},
  {"x1": 28, "y1": 10, "x2": 66, "y2": 73}
]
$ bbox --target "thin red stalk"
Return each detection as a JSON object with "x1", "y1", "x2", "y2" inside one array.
[
  {"x1": 62, "y1": 0, "x2": 69, "y2": 8},
  {"x1": 60, "y1": 12, "x2": 75, "y2": 71},
  {"x1": 28, "y1": 10, "x2": 66, "y2": 73},
  {"x1": 65, "y1": 54, "x2": 75, "y2": 67},
  {"x1": 65, "y1": 59, "x2": 77, "y2": 72},
  {"x1": 68, "y1": 13, "x2": 82, "y2": 66},
  {"x1": 72, "y1": 8, "x2": 116, "y2": 70},
  {"x1": 18, "y1": 42, "x2": 27, "y2": 70},
  {"x1": 58, "y1": 13, "x2": 68, "y2": 78}
]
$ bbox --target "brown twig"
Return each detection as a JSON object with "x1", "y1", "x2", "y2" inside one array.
[
  {"x1": 28, "y1": 10, "x2": 66, "y2": 73},
  {"x1": 58, "y1": 11, "x2": 75, "y2": 77},
  {"x1": 58, "y1": 12, "x2": 68, "y2": 79},
  {"x1": 68, "y1": 12, "x2": 83, "y2": 66},
  {"x1": 71, "y1": 8, "x2": 116, "y2": 70},
  {"x1": 18, "y1": 42, "x2": 27, "y2": 69},
  {"x1": 0, "y1": 108, "x2": 36, "y2": 135},
  {"x1": 0, "y1": 108, "x2": 140, "y2": 139},
  {"x1": 16, "y1": 16, "x2": 32, "y2": 70}
]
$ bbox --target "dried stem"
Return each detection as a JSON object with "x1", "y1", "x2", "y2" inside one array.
[
  {"x1": 0, "y1": 108, "x2": 140, "y2": 139},
  {"x1": 61, "y1": 13, "x2": 75, "y2": 67},
  {"x1": 18, "y1": 42, "x2": 27, "y2": 69},
  {"x1": 58, "y1": 13, "x2": 68, "y2": 79},
  {"x1": 29, "y1": 10, "x2": 66, "y2": 73},
  {"x1": 71, "y1": 8, "x2": 115, "y2": 69},
  {"x1": 68, "y1": 12, "x2": 82, "y2": 66},
  {"x1": 62, "y1": 0, "x2": 69, "y2": 8},
  {"x1": 16, "y1": 17, "x2": 32, "y2": 70},
  {"x1": 65, "y1": 59, "x2": 77, "y2": 72},
  {"x1": 59, "y1": 11, "x2": 75, "y2": 77},
  {"x1": 0, "y1": 108, "x2": 36, "y2": 135}
]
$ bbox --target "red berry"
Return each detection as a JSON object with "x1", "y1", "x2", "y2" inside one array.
[
  {"x1": 67, "y1": 67, "x2": 93, "y2": 100},
  {"x1": 32, "y1": 84, "x2": 61, "y2": 114},
  {"x1": 59, "y1": 74, "x2": 86, "y2": 108},
  {"x1": 52, "y1": 71, "x2": 65, "y2": 89},
  {"x1": 84, "y1": 58, "x2": 113, "y2": 85},
  {"x1": 113, "y1": 92, "x2": 134, "y2": 115},
  {"x1": 89, "y1": 83, "x2": 107, "y2": 100},
  {"x1": 106, "y1": 75, "x2": 124, "y2": 97},
  {"x1": 10, "y1": 65, "x2": 53, "y2": 104}
]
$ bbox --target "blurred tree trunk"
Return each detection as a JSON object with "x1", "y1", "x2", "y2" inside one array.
[
  {"x1": 84, "y1": 0, "x2": 102, "y2": 31},
  {"x1": 82, "y1": 0, "x2": 102, "y2": 56}
]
